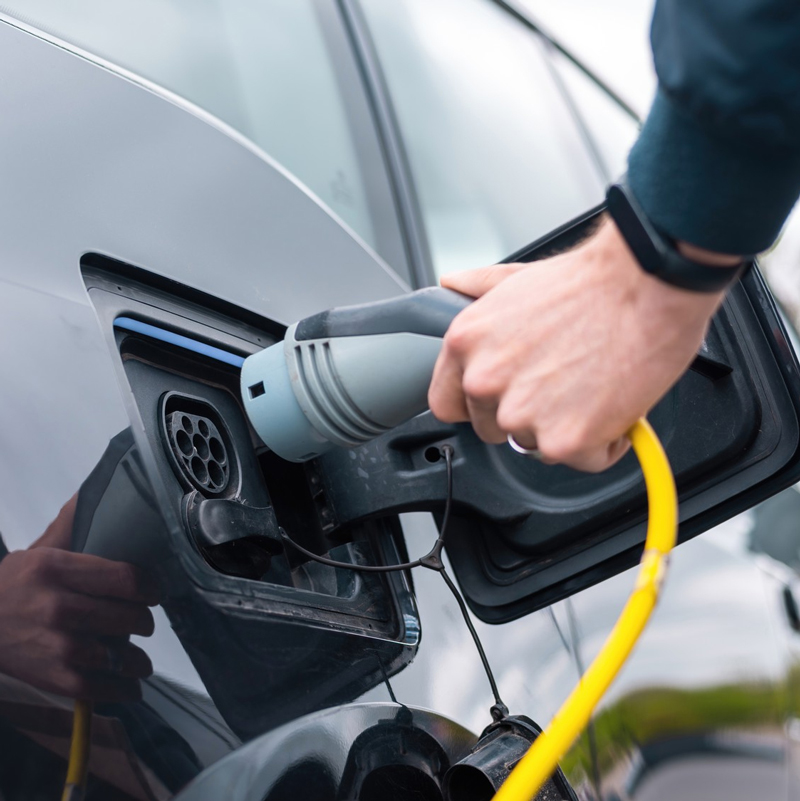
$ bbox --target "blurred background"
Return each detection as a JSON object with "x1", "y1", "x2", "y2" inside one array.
[
  {"x1": 520, "y1": 0, "x2": 655, "y2": 115},
  {"x1": 522, "y1": 0, "x2": 800, "y2": 331}
]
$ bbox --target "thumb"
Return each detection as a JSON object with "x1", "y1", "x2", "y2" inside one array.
[
  {"x1": 31, "y1": 493, "x2": 77, "y2": 550},
  {"x1": 441, "y1": 262, "x2": 529, "y2": 298}
]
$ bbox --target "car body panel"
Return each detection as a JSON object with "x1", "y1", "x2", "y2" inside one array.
[
  {"x1": 0, "y1": 13, "x2": 406, "y2": 547},
  {"x1": 174, "y1": 703, "x2": 476, "y2": 801},
  {"x1": 1, "y1": 3, "x2": 800, "y2": 800}
]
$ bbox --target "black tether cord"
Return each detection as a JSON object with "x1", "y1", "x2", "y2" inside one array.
[
  {"x1": 438, "y1": 566, "x2": 505, "y2": 713},
  {"x1": 280, "y1": 444, "x2": 507, "y2": 715},
  {"x1": 279, "y1": 445, "x2": 456, "y2": 574}
]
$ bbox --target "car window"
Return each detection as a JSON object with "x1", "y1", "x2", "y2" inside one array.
[
  {"x1": 359, "y1": 0, "x2": 605, "y2": 278},
  {"x1": 548, "y1": 49, "x2": 640, "y2": 182},
  {"x1": 0, "y1": 0, "x2": 410, "y2": 281}
]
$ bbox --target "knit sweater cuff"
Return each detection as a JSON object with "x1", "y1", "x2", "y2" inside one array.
[{"x1": 628, "y1": 89, "x2": 800, "y2": 254}]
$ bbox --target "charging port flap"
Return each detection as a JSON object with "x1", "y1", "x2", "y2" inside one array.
[{"x1": 82, "y1": 258, "x2": 420, "y2": 739}]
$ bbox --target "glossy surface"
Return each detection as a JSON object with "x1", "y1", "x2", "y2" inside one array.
[
  {"x1": 360, "y1": 0, "x2": 605, "y2": 277},
  {"x1": 0, "y1": 9, "x2": 410, "y2": 798},
  {"x1": 175, "y1": 703, "x2": 475, "y2": 800},
  {"x1": 0, "y1": 0, "x2": 409, "y2": 274},
  {"x1": 1, "y1": 2, "x2": 800, "y2": 800}
]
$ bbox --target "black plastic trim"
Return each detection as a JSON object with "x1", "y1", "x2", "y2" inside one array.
[
  {"x1": 338, "y1": 0, "x2": 436, "y2": 288},
  {"x1": 294, "y1": 286, "x2": 471, "y2": 340},
  {"x1": 82, "y1": 255, "x2": 421, "y2": 738}
]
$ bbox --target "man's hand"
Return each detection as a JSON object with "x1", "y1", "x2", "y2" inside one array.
[
  {"x1": 0, "y1": 496, "x2": 159, "y2": 701},
  {"x1": 428, "y1": 220, "x2": 726, "y2": 472}
]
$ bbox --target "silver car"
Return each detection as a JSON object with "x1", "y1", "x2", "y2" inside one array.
[{"x1": 2, "y1": 2, "x2": 800, "y2": 800}]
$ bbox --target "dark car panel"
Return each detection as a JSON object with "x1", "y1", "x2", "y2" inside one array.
[
  {"x1": 1, "y1": 2, "x2": 800, "y2": 801},
  {"x1": 0, "y1": 11, "x2": 414, "y2": 797}
]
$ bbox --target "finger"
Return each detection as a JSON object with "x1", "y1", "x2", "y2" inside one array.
[
  {"x1": 537, "y1": 436, "x2": 630, "y2": 473},
  {"x1": 24, "y1": 664, "x2": 141, "y2": 703},
  {"x1": 507, "y1": 430, "x2": 539, "y2": 451},
  {"x1": 465, "y1": 397, "x2": 506, "y2": 444},
  {"x1": 441, "y1": 262, "x2": 528, "y2": 298},
  {"x1": 428, "y1": 348, "x2": 470, "y2": 423},
  {"x1": 568, "y1": 436, "x2": 632, "y2": 472},
  {"x1": 57, "y1": 593, "x2": 155, "y2": 638},
  {"x1": 31, "y1": 494, "x2": 78, "y2": 550},
  {"x1": 71, "y1": 639, "x2": 154, "y2": 679},
  {"x1": 61, "y1": 670, "x2": 143, "y2": 703},
  {"x1": 51, "y1": 551, "x2": 159, "y2": 605},
  {"x1": 606, "y1": 436, "x2": 632, "y2": 466}
]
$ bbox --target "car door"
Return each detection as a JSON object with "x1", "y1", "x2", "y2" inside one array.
[
  {"x1": 0, "y1": 3, "x2": 425, "y2": 798},
  {"x1": 344, "y1": 2, "x2": 800, "y2": 800},
  {"x1": 2, "y1": 2, "x2": 800, "y2": 801}
]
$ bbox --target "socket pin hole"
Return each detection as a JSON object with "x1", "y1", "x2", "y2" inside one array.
[
  {"x1": 424, "y1": 447, "x2": 442, "y2": 463},
  {"x1": 164, "y1": 403, "x2": 232, "y2": 495},
  {"x1": 208, "y1": 460, "x2": 224, "y2": 486},
  {"x1": 176, "y1": 429, "x2": 193, "y2": 457},
  {"x1": 194, "y1": 434, "x2": 210, "y2": 459},
  {"x1": 209, "y1": 437, "x2": 225, "y2": 463},
  {"x1": 249, "y1": 382, "x2": 265, "y2": 399},
  {"x1": 191, "y1": 457, "x2": 208, "y2": 484}
]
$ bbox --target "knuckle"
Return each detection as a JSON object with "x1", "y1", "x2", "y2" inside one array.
[
  {"x1": 462, "y1": 366, "x2": 502, "y2": 403},
  {"x1": 59, "y1": 670, "x2": 88, "y2": 699},
  {"x1": 113, "y1": 563, "x2": 140, "y2": 599},
  {"x1": 51, "y1": 633, "x2": 76, "y2": 664},
  {"x1": 25, "y1": 549, "x2": 56, "y2": 582},
  {"x1": 73, "y1": 600, "x2": 102, "y2": 634},
  {"x1": 443, "y1": 318, "x2": 477, "y2": 355},
  {"x1": 428, "y1": 395, "x2": 458, "y2": 423},
  {"x1": 41, "y1": 593, "x2": 69, "y2": 629},
  {"x1": 495, "y1": 406, "x2": 528, "y2": 434},
  {"x1": 537, "y1": 428, "x2": 588, "y2": 464}
]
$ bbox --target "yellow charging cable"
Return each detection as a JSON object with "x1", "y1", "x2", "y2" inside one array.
[
  {"x1": 62, "y1": 699, "x2": 92, "y2": 801},
  {"x1": 60, "y1": 421, "x2": 674, "y2": 801},
  {"x1": 494, "y1": 417, "x2": 677, "y2": 801}
]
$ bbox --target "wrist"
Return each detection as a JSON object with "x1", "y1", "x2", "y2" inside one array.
[
  {"x1": 606, "y1": 177, "x2": 749, "y2": 293},
  {"x1": 592, "y1": 220, "x2": 725, "y2": 316}
]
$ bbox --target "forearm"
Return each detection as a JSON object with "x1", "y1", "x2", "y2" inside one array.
[{"x1": 629, "y1": 0, "x2": 800, "y2": 255}]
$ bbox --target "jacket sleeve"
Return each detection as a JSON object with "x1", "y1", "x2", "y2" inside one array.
[{"x1": 627, "y1": 0, "x2": 800, "y2": 255}]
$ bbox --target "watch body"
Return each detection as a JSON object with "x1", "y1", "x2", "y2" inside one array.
[{"x1": 606, "y1": 178, "x2": 750, "y2": 292}]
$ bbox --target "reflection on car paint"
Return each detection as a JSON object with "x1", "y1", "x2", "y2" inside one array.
[{"x1": 2, "y1": 2, "x2": 800, "y2": 799}]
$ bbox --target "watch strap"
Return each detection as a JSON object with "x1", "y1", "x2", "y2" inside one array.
[{"x1": 606, "y1": 178, "x2": 751, "y2": 293}]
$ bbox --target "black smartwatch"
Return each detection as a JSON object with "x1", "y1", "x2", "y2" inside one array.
[{"x1": 606, "y1": 177, "x2": 751, "y2": 293}]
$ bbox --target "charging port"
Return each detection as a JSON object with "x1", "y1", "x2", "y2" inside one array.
[{"x1": 161, "y1": 393, "x2": 238, "y2": 498}]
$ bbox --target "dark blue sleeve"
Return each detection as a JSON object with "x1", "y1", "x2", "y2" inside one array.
[{"x1": 627, "y1": 0, "x2": 800, "y2": 255}]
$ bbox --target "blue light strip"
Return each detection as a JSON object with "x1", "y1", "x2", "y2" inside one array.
[{"x1": 114, "y1": 316, "x2": 246, "y2": 368}]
